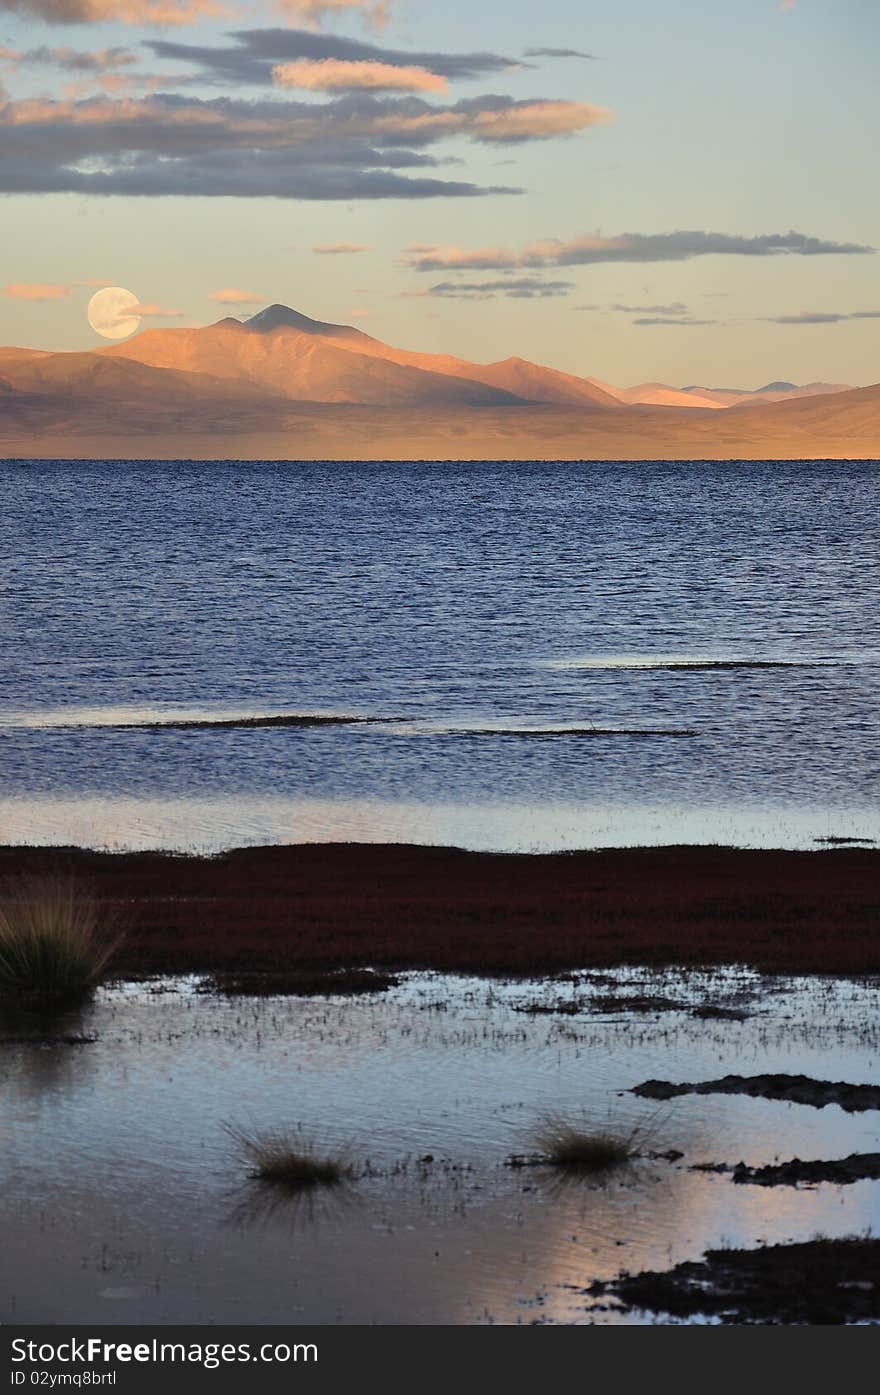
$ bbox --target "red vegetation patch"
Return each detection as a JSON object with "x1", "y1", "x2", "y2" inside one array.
[{"x1": 0, "y1": 843, "x2": 877, "y2": 979}]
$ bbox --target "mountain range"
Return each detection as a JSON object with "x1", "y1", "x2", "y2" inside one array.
[{"x1": 0, "y1": 305, "x2": 877, "y2": 460}]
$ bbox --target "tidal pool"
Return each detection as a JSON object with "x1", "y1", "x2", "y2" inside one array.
[{"x1": 1, "y1": 969, "x2": 878, "y2": 1324}]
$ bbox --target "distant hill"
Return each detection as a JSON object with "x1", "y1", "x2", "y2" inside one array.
[
  {"x1": 0, "y1": 302, "x2": 875, "y2": 459},
  {"x1": 103, "y1": 317, "x2": 528, "y2": 408}
]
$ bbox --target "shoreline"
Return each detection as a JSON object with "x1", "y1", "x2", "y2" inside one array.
[{"x1": 1, "y1": 842, "x2": 877, "y2": 979}]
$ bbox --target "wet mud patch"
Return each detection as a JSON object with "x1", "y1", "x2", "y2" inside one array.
[
  {"x1": 0, "y1": 1032, "x2": 97, "y2": 1047},
  {"x1": 631, "y1": 1073, "x2": 880, "y2": 1112},
  {"x1": 590, "y1": 1237, "x2": 880, "y2": 1324},
  {"x1": 200, "y1": 968, "x2": 401, "y2": 997},
  {"x1": 730, "y1": 1153, "x2": 880, "y2": 1187},
  {"x1": 516, "y1": 994, "x2": 751, "y2": 1020},
  {"x1": 815, "y1": 836, "x2": 876, "y2": 846}
]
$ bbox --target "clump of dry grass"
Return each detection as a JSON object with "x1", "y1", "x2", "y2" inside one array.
[
  {"x1": 227, "y1": 1124, "x2": 350, "y2": 1189},
  {"x1": 530, "y1": 1115, "x2": 641, "y2": 1172},
  {"x1": 0, "y1": 874, "x2": 125, "y2": 1000}
]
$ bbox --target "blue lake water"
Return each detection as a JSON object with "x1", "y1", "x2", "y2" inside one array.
[{"x1": 1, "y1": 457, "x2": 878, "y2": 851}]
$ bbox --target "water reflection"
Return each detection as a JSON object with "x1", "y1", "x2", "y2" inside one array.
[
  {"x1": 1, "y1": 969, "x2": 878, "y2": 1323},
  {"x1": 1, "y1": 793, "x2": 878, "y2": 853},
  {"x1": 225, "y1": 1178, "x2": 361, "y2": 1235}
]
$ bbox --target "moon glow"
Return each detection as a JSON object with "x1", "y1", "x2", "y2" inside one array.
[{"x1": 87, "y1": 286, "x2": 141, "y2": 340}]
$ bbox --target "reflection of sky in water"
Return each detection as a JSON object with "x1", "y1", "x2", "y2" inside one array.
[
  {"x1": 1, "y1": 459, "x2": 879, "y2": 853},
  {"x1": 0, "y1": 793, "x2": 876, "y2": 854},
  {"x1": 1, "y1": 970, "x2": 878, "y2": 1323}
]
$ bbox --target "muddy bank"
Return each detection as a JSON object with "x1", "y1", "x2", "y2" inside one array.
[
  {"x1": 0, "y1": 843, "x2": 878, "y2": 979},
  {"x1": 730, "y1": 1153, "x2": 880, "y2": 1187},
  {"x1": 590, "y1": 1237, "x2": 880, "y2": 1324},
  {"x1": 632, "y1": 1073, "x2": 880, "y2": 1112}
]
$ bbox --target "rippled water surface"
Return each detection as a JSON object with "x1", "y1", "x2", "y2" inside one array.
[
  {"x1": 2, "y1": 970, "x2": 878, "y2": 1324},
  {"x1": 1, "y1": 458, "x2": 878, "y2": 850}
]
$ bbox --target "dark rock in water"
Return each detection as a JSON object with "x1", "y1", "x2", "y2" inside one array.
[
  {"x1": 590, "y1": 1237, "x2": 880, "y2": 1324},
  {"x1": 631, "y1": 1072, "x2": 880, "y2": 1112}
]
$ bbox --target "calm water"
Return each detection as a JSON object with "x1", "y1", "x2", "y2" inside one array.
[
  {"x1": 1, "y1": 458, "x2": 878, "y2": 851},
  {"x1": 2, "y1": 969, "x2": 878, "y2": 1323}
]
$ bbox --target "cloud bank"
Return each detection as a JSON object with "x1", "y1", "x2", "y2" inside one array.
[
  {"x1": 0, "y1": 0, "x2": 395, "y2": 25},
  {"x1": 0, "y1": 0, "x2": 223, "y2": 23},
  {"x1": 0, "y1": 90, "x2": 607, "y2": 199},
  {"x1": 148, "y1": 28, "x2": 524, "y2": 87}
]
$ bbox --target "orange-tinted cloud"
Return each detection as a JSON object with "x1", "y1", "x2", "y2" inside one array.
[
  {"x1": 312, "y1": 242, "x2": 372, "y2": 254},
  {"x1": 209, "y1": 288, "x2": 263, "y2": 304},
  {"x1": 3, "y1": 280, "x2": 70, "y2": 298},
  {"x1": 0, "y1": 0, "x2": 224, "y2": 23},
  {"x1": 273, "y1": 59, "x2": 447, "y2": 93},
  {"x1": 278, "y1": 1, "x2": 393, "y2": 32},
  {"x1": 469, "y1": 100, "x2": 611, "y2": 140}
]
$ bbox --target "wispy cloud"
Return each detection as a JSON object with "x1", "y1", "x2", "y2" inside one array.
[
  {"x1": 128, "y1": 301, "x2": 182, "y2": 317},
  {"x1": 767, "y1": 309, "x2": 880, "y2": 324},
  {"x1": 633, "y1": 316, "x2": 717, "y2": 327},
  {"x1": 278, "y1": 0, "x2": 394, "y2": 31},
  {"x1": 209, "y1": 287, "x2": 263, "y2": 303},
  {"x1": 312, "y1": 241, "x2": 372, "y2": 253},
  {"x1": 3, "y1": 280, "x2": 70, "y2": 299},
  {"x1": 273, "y1": 59, "x2": 447, "y2": 93},
  {"x1": 610, "y1": 301, "x2": 690, "y2": 315},
  {"x1": 0, "y1": 44, "x2": 138, "y2": 71},
  {"x1": 412, "y1": 276, "x2": 576, "y2": 300},
  {"x1": 402, "y1": 229, "x2": 874, "y2": 270},
  {"x1": 523, "y1": 47, "x2": 597, "y2": 60}
]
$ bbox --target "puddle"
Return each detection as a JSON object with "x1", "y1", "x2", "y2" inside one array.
[{"x1": 0, "y1": 968, "x2": 878, "y2": 1323}]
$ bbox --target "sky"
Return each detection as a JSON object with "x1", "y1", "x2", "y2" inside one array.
[{"x1": 1, "y1": 0, "x2": 878, "y2": 388}]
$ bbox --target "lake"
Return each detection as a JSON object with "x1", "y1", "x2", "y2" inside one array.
[{"x1": 1, "y1": 458, "x2": 878, "y2": 852}]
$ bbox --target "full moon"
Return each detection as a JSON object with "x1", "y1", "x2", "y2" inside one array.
[{"x1": 87, "y1": 286, "x2": 141, "y2": 340}]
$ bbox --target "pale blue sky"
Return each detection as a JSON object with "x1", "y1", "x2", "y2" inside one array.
[{"x1": 1, "y1": 0, "x2": 877, "y2": 386}]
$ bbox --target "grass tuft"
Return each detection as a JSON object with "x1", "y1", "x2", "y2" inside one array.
[
  {"x1": 0, "y1": 874, "x2": 125, "y2": 1000},
  {"x1": 530, "y1": 1115, "x2": 640, "y2": 1172},
  {"x1": 227, "y1": 1124, "x2": 350, "y2": 1189}
]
